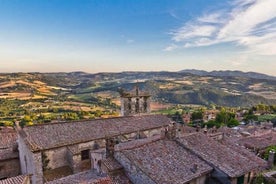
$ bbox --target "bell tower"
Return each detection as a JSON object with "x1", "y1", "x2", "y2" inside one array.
[{"x1": 120, "y1": 85, "x2": 151, "y2": 116}]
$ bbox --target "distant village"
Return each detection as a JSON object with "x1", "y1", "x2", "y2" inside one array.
[{"x1": 0, "y1": 87, "x2": 276, "y2": 184}]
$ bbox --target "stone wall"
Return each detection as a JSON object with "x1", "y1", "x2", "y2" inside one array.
[
  {"x1": 120, "y1": 96, "x2": 150, "y2": 116},
  {"x1": 114, "y1": 152, "x2": 155, "y2": 184},
  {"x1": 70, "y1": 153, "x2": 91, "y2": 173},
  {"x1": 143, "y1": 128, "x2": 162, "y2": 137},
  {"x1": 0, "y1": 159, "x2": 20, "y2": 179},
  {"x1": 91, "y1": 149, "x2": 105, "y2": 173},
  {"x1": 194, "y1": 175, "x2": 208, "y2": 184},
  {"x1": 67, "y1": 140, "x2": 105, "y2": 173},
  {"x1": 43, "y1": 147, "x2": 68, "y2": 170},
  {"x1": 66, "y1": 150, "x2": 74, "y2": 172},
  {"x1": 18, "y1": 135, "x2": 43, "y2": 184}
]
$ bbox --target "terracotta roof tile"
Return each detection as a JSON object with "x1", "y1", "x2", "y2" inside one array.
[
  {"x1": 102, "y1": 157, "x2": 123, "y2": 172},
  {"x1": 177, "y1": 133, "x2": 266, "y2": 177},
  {"x1": 0, "y1": 129, "x2": 18, "y2": 160},
  {"x1": 0, "y1": 175, "x2": 29, "y2": 184},
  {"x1": 220, "y1": 138, "x2": 267, "y2": 169},
  {"x1": 118, "y1": 139, "x2": 212, "y2": 184},
  {"x1": 115, "y1": 135, "x2": 161, "y2": 151},
  {"x1": 21, "y1": 115, "x2": 171, "y2": 151},
  {"x1": 43, "y1": 166, "x2": 73, "y2": 182},
  {"x1": 46, "y1": 170, "x2": 131, "y2": 184},
  {"x1": 237, "y1": 132, "x2": 276, "y2": 150},
  {"x1": 0, "y1": 129, "x2": 17, "y2": 149},
  {"x1": 0, "y1": 149, "x2": 19, "y2": 160},
  {"x1": 45, "y1": 170, "x2": 109, "y2": 184}
]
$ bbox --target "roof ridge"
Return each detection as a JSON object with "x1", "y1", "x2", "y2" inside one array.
[{"x1": 24, "y1": 114, "x2": 162, "y2": 128}]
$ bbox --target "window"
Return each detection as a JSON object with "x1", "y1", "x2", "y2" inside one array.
[{"x1": 81, "y1": 150, "x2": 90, "y2": 160}]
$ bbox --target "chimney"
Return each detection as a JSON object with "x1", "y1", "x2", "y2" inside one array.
[
  {"x1": 165, "y1": 123, "x2": 177, "y2": 140},
  {"x1": 268, "y1": 150, "x2": 275, "y2": 169},
  {"x1": 160, "y1": 127, "x2": 166, "y2": 139}
]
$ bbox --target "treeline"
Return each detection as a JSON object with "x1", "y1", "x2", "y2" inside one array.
[
  {"x1": 249, "y1": 104, "x2": 276, "y2": 114},
  {"x1": 17, "y1": 109, "x2": 118, "y2": 127},
  {"x1": 170, "y1": 104, "x2": 276, "y2": 129},
  {"x1": 191, "y1": 108, "x2": 239, "y2": 128}
]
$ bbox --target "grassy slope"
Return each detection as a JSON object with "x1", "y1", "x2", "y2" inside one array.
[{"x1": 0, "y1": 72, "x2": 275, "y2": 107}]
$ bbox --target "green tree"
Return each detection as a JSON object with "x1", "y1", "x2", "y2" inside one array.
[
  {"x1": 22, "y1": 115, "x2": 32, "y2": 122},
  {"x1": 227, "y1": 118, "x2": 239, "y2": 128},
  {"x1": 172, "y1": 111, "x2": 184, "y2": 124},
  {"x1": 191, "y1": 111, "x2": 203, "y2": 122},
  {"x1": 205, "y1": 120, "x2": 221, "y2": 128},
  {"x1": 243, "y1": 113, "x2": 258, "y2": 123},
  {"x1": 216, "y1": 109, "x2": 235, "y2": 124}
]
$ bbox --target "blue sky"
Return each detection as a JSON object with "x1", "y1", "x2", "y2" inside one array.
[{"x1": 0, "y1": 0, "x2": 275, "y2": 75}]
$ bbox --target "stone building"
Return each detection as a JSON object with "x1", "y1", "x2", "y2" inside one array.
[
  {"x1": 0, "y1": 127, "x2": 21, "y2": 180},
  {"x1": 237, "y1": 131, "x2": 276, "y2": 153},
  {"x1": 0, "y1": 175, "x2": 31, "y2": 184},
  {"x1": 0, "y1": 94, "x2": 271, "y2": 184},
  {"x1": 177, "y1": 133, "x2": 267, "y2": 184},
  {"x1": 120, "y1": 86, "x2": 151, "y2": 116},
  {"x1": 0, "y1": 116, "x2": 269, "y2": 184},
  {"x1": 114, "y1": 137, "x2": 212, "y2": 184},
  {"x1": 17, "y1": 115, "x2": 171, "y2": 184}
]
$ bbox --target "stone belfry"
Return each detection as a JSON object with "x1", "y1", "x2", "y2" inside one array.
[{"x1": 120, "y1": 85, "x2": 151, "y2": 116}]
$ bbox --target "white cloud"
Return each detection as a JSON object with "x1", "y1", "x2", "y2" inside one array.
[
  {"x1": 172, "y1": 25, "x2": 217, "y2": 42},
  {"x1": 163, "y1": 44, "x2": 178, "y2": 51},
  {"x1": 166, "y1": 0, "x2": 276, "y2": 55},
  {"x1": 197, "y1": 12, "x2": 225, "y2": 24}
]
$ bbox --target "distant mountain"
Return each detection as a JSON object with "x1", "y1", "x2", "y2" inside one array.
[
  {"x1": 179, "y1": 69, "x2": 276, "y2": 81},
  {"x1": 0, "y1": 70, "x2": 276, "y2": 107}
]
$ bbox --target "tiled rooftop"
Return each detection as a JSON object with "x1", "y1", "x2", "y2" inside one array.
[
  {"x1": 20, "y1": 115, "x2": 171, "y2": 151},
  {"x1": 108, "y1": 174, "x2": 132, "y2": 184},
  {"x1": 101, "y1": 158, "x2": 132, "y2": 183},
  {"x1": 0, "y1": 149, "x2": 19, "y2": 161},
  {"x1": 115, "y1": 135, "x2": 161, "y2": 151},
  {"x1": 0, "y1": 175, "x2": 29, "y2": 184},
  {"x1": 237, "y1": 132, "x2": 276, "y2": 150},
  {"x1": 102, "y1": 157, "x2": 123, "y2": 172},
  {"x1": 46, "y1": 170, "x2": 131, "y2": 184},
  {"x1": 0, "y1": 128, "x2": 17, "y2": 149},
  {"x1": 0, "y1": 128, "x2": 18, "y2": 160},
  {"x1": 119, "y1": 139, "x2": 212, "y2": 184},
  {"x1": 181, "y1": 125, "x2": 197, "y2": 133},
  {"x1": 220, "y1": 138, "x2": 267, "y2": 168},
  {"x1": 45, "y1": 170, "x2": 109, "y2": 184},
  {"x1": 177, "y1": 133, "x2": 266, "y2": 178},
  {"x1": 43, "y1": 166, "x2": 73, "y2": 182}
]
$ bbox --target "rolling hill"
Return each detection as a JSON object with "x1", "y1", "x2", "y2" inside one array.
[{"x1": 0, "y1": 70, "x2": 275, "y2": 107}]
